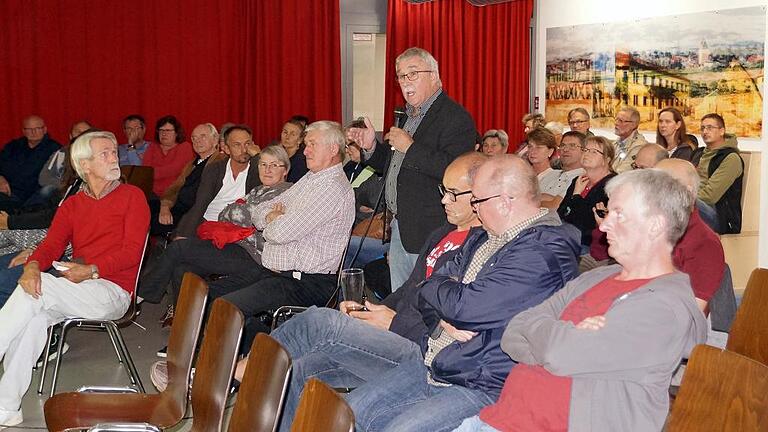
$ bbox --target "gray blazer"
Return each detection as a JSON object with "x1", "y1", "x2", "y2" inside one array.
[{"x1": 502, "y1": 265, "x2": 707, "y2": 432}]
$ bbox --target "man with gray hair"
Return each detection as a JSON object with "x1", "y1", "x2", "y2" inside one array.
[
  {"x1": 632, "y1": 142, "x2": 668, "y2": 170},
  {"x1": 0, "y1": 131, "x2": 149, "y2": 427},
  {"x1": 612, "y1": 106, "x2": 648, "y2": 173},
  {"x1": 348, "y1": 47, "x2": 476, "y2": 292},
  {"x1": 456, "y1": 169, "x2": 706, "y2": 432}
]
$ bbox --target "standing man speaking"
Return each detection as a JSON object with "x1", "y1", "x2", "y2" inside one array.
[{"x1": 349, "y1": 47, "x2": 476, "y2": 291}]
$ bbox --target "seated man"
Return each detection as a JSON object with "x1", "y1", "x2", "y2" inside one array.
[
  {"x1": 656, "y1": 158, "x2": 725, "y2": 312},
  {"x1": 611, "y1": 106, "x2": 648, "y2": 173},
  {"x1": 455, "y1": 169, "x2": 707, "y2": 432},
  {"x1": 632, "y1": 142, "x2": 668, "y2": 170},
  {"x1": 221, "y1": 152, "x2": 487, "y2": 423},
  {"x1": 281, "y1": 155, "x2": 579, "y2": 432},
  {"x1": 203, "y1": 121, "x2": 355, "y2": 345},
  {"x1": 0, "y1": 115, "x2": 61, "y2": 212},
  {"x1": 540, "y1": 130, "x2": 584, "y2": 209},
  {"x1": 150, "y1": 122, "x2": 226, "y2": 235},
  {"x1": 139, "y1": 125, "x2": 261, "y2": 319},
  {"x1": 119, "y1": 114, "x2": 151, "y2": 166},
  {"x1": 695, "y1": 113, "x2": 744, "y2": 234},
  {"x1": 0, "y1": 130, "x2": 149, "y2": 427}
]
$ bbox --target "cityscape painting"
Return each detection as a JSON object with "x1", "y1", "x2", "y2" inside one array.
[{"x1": 545, "y1": 6, "x2": 766, "y2": 138}]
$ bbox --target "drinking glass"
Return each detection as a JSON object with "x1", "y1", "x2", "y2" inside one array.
[{"x1": 340, "y1": 268, "x2": 366, "y2": 310}]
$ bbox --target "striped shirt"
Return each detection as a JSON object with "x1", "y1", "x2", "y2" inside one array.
[{"x1": 254, "y1": 163, "x2": 355, "y2": 274}]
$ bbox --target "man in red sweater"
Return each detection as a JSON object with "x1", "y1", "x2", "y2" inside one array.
[{"x1": 0, "y1": 130, "x2": 149, "y2": 427}]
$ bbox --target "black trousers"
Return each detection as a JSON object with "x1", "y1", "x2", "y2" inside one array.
[
  {"x1": 208, "y1": 268, "x2": 337, "y2": 354},
  {"x1": 138, "y1": 237, "x2": 255, "y2": 304}
]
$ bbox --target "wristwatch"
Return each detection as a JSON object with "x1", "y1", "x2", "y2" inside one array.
[{"x1": 90, "y1": 264, "x2": 100, "y2": 280}]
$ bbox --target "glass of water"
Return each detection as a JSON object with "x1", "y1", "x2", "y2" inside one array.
[{"x1": 340, "y1": 268, "x2": 366, "y2": 310}]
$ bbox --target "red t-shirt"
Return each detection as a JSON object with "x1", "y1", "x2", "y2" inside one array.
[
  {"x1": 672, "y1": 209, "x2": 724, "y2": 301},
  {"x1": 28, "y1": 185, "x2": 150, "y2": 294},
  {"x1": 142, "y1": 141, "x2": 195, "y2": 196},
  {"x1": 424, "y1": 229, "x2": 470, "y2": 278},
  {"x1": 480, "y1": 274, "x2": 652, "y2": 431}
]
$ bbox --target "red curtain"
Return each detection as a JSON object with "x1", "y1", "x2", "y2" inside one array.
[
  {"x1": 385, "y1": 0, "x2": 534, "y2": 148},
  {"x1": 0, "y1": 0, "x2": 340, "y2": 147}
]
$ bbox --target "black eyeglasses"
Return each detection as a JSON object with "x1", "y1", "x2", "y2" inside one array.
[
  {"x1": 438, "y1": 184, "x2": 472, "y2": 202},
  {"x1": 470, "y1": 194, "x2": 503, "y2": 207}
]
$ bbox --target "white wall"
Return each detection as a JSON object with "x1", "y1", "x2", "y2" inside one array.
[{"x1": 535, "y1": 0, "x2": 768, "y2": 272}]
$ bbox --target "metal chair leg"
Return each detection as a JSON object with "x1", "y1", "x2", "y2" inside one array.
[
  {"x1": 106, "y1": 322, "x2": 145, "y2": 392},
  {"x1": 49, "y1": 320, "x2": 74, "y2": 397},
  {"x1": 37, "y1": 325, "x2": 56, "y2": 394},
  {"x1": 105, "y1": 322, "x2": 125, "y2": 364}
]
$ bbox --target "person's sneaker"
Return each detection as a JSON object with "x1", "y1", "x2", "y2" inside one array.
[
  {"x1": 150, "y1": 360, "x2": 169, "y2": 392},
  {"x1": 159, "y1": 304, "x2": 174, "y2": 328},
  {"x1": 156, "y1": 346, "x2": 168, "y2": 358},
  {"x1": 0, "y1": 408, "x2": 23, "y2": 429},
  {"x1": 36, "y1": 333, "x2": 70, "y2": 367}
]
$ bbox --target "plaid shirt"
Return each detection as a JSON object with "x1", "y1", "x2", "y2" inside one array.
[{"x1": 254, "y1": 163, "x2": 355, "y2": 274}]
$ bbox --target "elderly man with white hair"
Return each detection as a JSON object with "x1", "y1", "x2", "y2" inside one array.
[
  {"x1": 454, "y1": 169, "x2": 707, "y2": 432},
  {"x1": 0, "y1": 130, "x2": 149, "y2": 427}
]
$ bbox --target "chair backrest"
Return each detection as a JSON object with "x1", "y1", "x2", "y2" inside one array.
[
  {"x1": 116, "y1": 233, "x2": 150, "y2": 326},
  {"x1": 666, "y1": 344, "x2": 768, "y2": 431},
  {"x1": 190, "y1": 298, "x2": 244, "y2": 432},
  {"x1": 290, "y1": 378, "x2": 354, "y2": 432},
  {"x1": 121, "y1": 165, "x2": 154, "y2": 200},
  {"x1": 726, "y1": 268, "x2": 768, "y2": 365},
  {"x1": 159, "y1": 273, "x2": 209, "y2": 423},
  {"x1": 227, "y1": 334, "x2": 292, "y2": 432}
]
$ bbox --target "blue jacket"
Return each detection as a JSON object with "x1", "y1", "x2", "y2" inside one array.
[
  {"x1": 418, "y1": 211, "x2": 580, "y2": 397},
  {"x1": 0, "y1": 135, "x2": 61, "y2": 202}
]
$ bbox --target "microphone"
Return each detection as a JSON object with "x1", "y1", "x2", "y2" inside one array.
[{"x1": 394, "y1": 108, "x2": 407, "y2": 129}]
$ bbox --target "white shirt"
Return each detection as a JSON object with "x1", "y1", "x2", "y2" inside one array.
[{"x1": 203, "y1": 161, "x2": 249, "y2": 221}]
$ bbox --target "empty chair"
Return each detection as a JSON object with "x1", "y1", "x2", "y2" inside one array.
[
  {"x1": 726, "y1": 268, "x2": 768, "y2": 365},
  {"x1": 44, "y1": 273, "x2": 209, "y2": 432},
  {"x1": 666, "y1": 344, "x2": 768, "y2": 431},
  {"x1": 290, "y1": 378, "x2": 354, "y2": 432},
  {"x1": 226, "y1": 333, "x2": 292, "y2": 432},
  {"x1": 121, "y1": 165, "x2": 154, "y2": 200}
]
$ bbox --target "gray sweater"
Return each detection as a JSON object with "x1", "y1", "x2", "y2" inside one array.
[{"x1": 501, "y1": 265, "x2": 707, "y2": 432}]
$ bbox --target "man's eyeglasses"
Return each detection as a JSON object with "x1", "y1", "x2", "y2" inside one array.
[
  {"x1": 567, "y1": 119, "x2": 587, "y2": 126},
  {"x1": 23, "y1": 127, "x2": 45, "y2": 133},
  {"x1": 438, "y1": 184, "x2": 471, "y2": 202},
  {"x1": 191, "y1": 134, "x2": 212, "y2": 143},
  {"x1": 631, "y1": 162, "x2": 649, "y2": 170},
  {"x1": 396, "y1": 70, "x2": 433, "y2": 83},
  {"x1": 258, "y1": 162, "x2": 285, "y2": 170},
  {"x1": 559, "y1": 142, "x2": 581, "y2": 150},
  {"x1": 581, "y1": 147, "x2": 604, "y2": 155},
  {"x1": 470, "y1": 194, "x2": 503, "y2": 207}
]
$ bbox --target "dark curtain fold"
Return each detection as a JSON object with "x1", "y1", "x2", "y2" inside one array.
[
  {"x1": 0, "y1": 0, "x2": 341, "y2": 147},
  {"x1": 385, "y1": 0, "x2": 534, "y2": 149}
]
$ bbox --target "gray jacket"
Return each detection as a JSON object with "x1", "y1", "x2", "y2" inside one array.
[{"x1": 501, "y1": 265, "x2": 707, "y2": 432}]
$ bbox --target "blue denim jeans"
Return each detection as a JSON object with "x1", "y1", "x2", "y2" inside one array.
[
  {"x1": 272, "y1": 306, "x2": 423, "y2": 432},
  {"x1": 696, "y1": 199, "x2": 719, "y2": 233},
  {"x1": 346, "y1": 359, "x2": 496, "y2": 432},
  {"x1": 344, "y1": 235, "x2": 389, "y2": 268},
  {"x1": 0, "y1": 253, "x2": 25, "y2": 308},
  {"x1": 388, "y1": 219, "x2": 419, "y2": 293}
]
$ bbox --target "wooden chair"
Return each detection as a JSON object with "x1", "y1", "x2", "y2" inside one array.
[
  {"x1": 121, "y1": 165, "x2": 154, "y2": 200},
  {"x1": 726, "y1": 267, "x2": 768, "y2": 365},
  {"x1": 290, "y1": 378, "x2": 354, "y2": 432},
  {"x1": 666, "y1": 344, "x2": 768, "y2": 431},
  {"x1": 226, "y1": 333, "x2": 292, "y2": 432},
  {"x1": 44, "y1": 273, "x2": 209, "y2": 432},
  {"x1": 38, "y1": 234, "x2": 150, "y2": 396}
]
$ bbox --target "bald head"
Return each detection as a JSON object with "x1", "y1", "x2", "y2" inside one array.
[
  {"x1": 446, "y1": 151, "x2": 488, "y2": 185},
  {"x1": 634, "y1": 143, "x2": 668, "y2": 170},
  {"x1": 480, "y1": 154, "x2": 540, "y2": 205},
  {"x1": 22, "y1": 115, "x2": 47, "y2": 146},
  {"x1": 655, "y1": 158, "x2": 700, "y2": 197}
]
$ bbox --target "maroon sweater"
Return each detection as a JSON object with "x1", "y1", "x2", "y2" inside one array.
[{"x1": 29, "y1": 184, "x2": 149, "y2": 294}]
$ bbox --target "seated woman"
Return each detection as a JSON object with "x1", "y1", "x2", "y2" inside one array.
[
  {"x1": 142, "y1": 115, "x2": 195, "y2": 198},
  {"x1": 557, "y1": 136, "x2": 616, "y2": 256},
  {"x1": 657, "y1": 107, "x2": 695, "y2": 161},
  {"x1": 526, "y1": 127, "x2": 561, "y2": 195},
  {"x1": 480, "y1": 129, "x2": 509, "y2": 156},
  {"x1": 150, "y1": 123, "x2": 225, "y2": 236},
  {"x1": 279, "y1": 119, "x2": 308, "y2": 183},
  {"x1": 140, "y1": 145, "x2": 293, "y2": 327}
]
